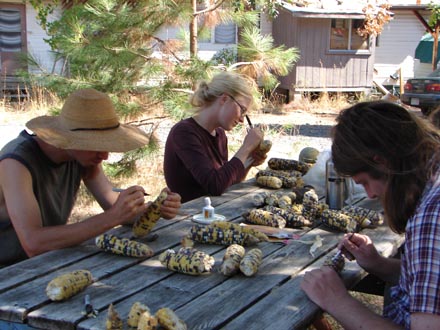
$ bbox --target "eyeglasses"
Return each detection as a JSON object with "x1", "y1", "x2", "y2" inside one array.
[{"x1": 228, "y1": 94, "x2": 248, "y2": 117}]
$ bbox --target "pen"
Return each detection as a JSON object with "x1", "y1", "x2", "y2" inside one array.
[
  {"x1": 245, "y1": 115, "x2": 253, "y2": 128},
  {"x1": 112, "y1": 187, "x2": 150, "y2": 196}
]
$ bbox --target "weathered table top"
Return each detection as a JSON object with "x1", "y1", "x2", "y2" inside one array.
[{"x1": 0, "y1": 179, "x2": 404, "y2": 330}]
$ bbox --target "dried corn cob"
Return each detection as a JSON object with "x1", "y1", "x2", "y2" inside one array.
[
  {"x1": 95, "y1": 233, "x2": 154, "y2": 258},
  {"x1": 137, "y1": 309, "x2": 158, "y2": 330},
  {"x1": 368, "y1": 210, "x2": 384, "y2": 226},
  {"x1": 159, "y1": 247, "x2": 215, "y2": 275},
  {"x1": 211, "y1": 221, "x2": 269, "y2": 242},
  {"x1": 132, "y1": 190, "x2": 168, "y2": 237},
  {"x1": 264, "y1": 192, "x2": 280, "y2": 206},
  {"x1": 340, "y1": 206, "x2": 372, "y2": 228},
  {"x1": 254, "y1": 139, "x2": 272, "y2": 158},
  {"x1": 278, "y1": 194, "x2": 293, "y2": 209},
  {"x1": 264, "y1": 205, "x2": 312, "y2": 228},
  {"x1": 156, "y1": 307, "x2": 187, "y2": 330},
  {"x1": 256, "y1": 169, "x2": 296, "y2": 188},
  {"x1": 127, "y1": 302, "x2": 150, "y2": 328},
  {"x1": 268, "y1": 157, "x2": 311, "y2": 174},
  {"x1": 291, "y1": 203, "x2": 303, "y2": 214},
  {"x1": 256, "y1": 175, "x2": 282, "y2": 189},
  {"x1": 324, "y1": 252, "x2": 345, "y2": 274},
  {"x1": 239, "y1": 248, "x2": 263, "y2": 276},
  {"x1": 244, "y1": 209, "x2": 286, "y2": 228},
  {"x1": 220, "y1": 244, "x2": 246, "y2": 276},
  {"x1": 46, "y1": 269, "x2": 93, "y2": 301},
  {"x1": 188, "y1": 224, "x2": 260, "y2": 246},
  {"x1": 302, "y1": 190, "x2": 319, "y2": 221},
  {"x1": 252, "y1": 192, "x2": 268, "y2": 207},
  {"x1": 106, "y1": 304, "x2": 123, "y2": 330},
  {"x1": 320, "y1": 209, "x2": 359, "y2": 233}
]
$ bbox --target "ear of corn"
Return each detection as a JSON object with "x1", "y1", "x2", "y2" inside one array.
[
  {"x1": 127, "y1": 302, "x2": 150, "y2": 328},
  {"x1": 239, "y1": 248, "x2": 263, "y2": 276},
  {"x1": 252, "y1": 192, "x2": 268, "y2": 207},
  {"x1": 264, "y1": 192, "x2": 280, "y2": 206},
  {"x1": 256, "y1": 169, "x2": 296, "y2": 188},
  {"x1": 95, "y1": 233, "x2": 154, "y2": 258},
  {"x1": 268, "y1": 157, "x2": 311, "y2": 174},
  {"x1": 156, "y1": 307, "x2": 187, "y2": 330},
  {"x1": 264, "y1": 205, "x2": 312, "y2": 228},
  {"x1": 188, "y1": 224, "x2": 260, "y2": 246},
  {"x1": 244, "y1": 209, "x2": 286, "y2": 228},
  {"x1": 220, "y1": 244, "x2": 246, "y2": 276},
  {"x1": 320, "y1": 209, "x2": 359, "y2": 233},
  {"x1": 132, "y1": 190, "x2": 168, "y2": 238},
  {"x1": 324, "y1": 252, "x2": 345, "y2": 274},
  {"x1": 211, "y1": 221, "x2": 269, "y2": 242},
  {"x1": 159, "y1": 247, "x2": 215, "y2": 275},
  {"x1": 277, "y1": 194, "x2": 293, "y2": 209},
  {"x1": 137, "y1": 309, "x2": 158, "y2": 330},
  {"x1": 301, "y1": 190, "x2": 320, "y2": 221},
  {"x1": 106, "y1": 304, "x2": 123, "y2": 330},
  {"x1": 340, "y1": 206, "x2": 371, "y2": 228},
  {"x1": 256, "y1": 175, "x2": 283, "y2": 189},
  {"x1": 254, "y1": 139, "x2": 272, "y2": 158},
  {"x1": 46, "y1": 269, "x2": 92, "y2": 301}
]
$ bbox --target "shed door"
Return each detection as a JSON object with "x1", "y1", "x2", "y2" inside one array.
[{"x1": 0, "y1": 4, "x2": 27, "y2": 77}]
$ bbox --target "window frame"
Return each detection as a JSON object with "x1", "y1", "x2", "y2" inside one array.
[{"x1": 328, "y1": 18, "x2": 371, "y2": 55}]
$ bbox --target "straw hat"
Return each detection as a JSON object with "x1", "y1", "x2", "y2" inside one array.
[{"x1": 26, "y1": 88, "x2": 149, "y2": 152}]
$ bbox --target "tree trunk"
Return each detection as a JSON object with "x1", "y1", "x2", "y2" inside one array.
[{"x1": 190, "y1": 0, "x2": 198, "y2": 58}]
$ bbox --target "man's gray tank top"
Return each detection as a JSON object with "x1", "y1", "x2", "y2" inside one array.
[{"x1": 0, "y1": 130, "x2": 83, "y2": 265}]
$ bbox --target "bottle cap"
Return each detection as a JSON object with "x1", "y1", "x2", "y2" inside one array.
[{"x1": 204, "y1": 197, "x2": 211, "y2": 206}]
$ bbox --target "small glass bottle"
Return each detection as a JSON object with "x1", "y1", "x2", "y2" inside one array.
[{"x1": 203, "y1": 197, "x2": 215, "y2": 219}]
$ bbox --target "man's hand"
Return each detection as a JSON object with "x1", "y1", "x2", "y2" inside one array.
[{"x1": 159, "y1": 187, "x2": 181, "y2": 219}]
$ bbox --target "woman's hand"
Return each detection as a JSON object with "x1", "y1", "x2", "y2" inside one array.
[
  {"x1": 159, "y1": 187, "x2": 182, "y2": 219},
  {"x1": 340, "y1": 233, "x2": 382, "y2": 272},
  {"x1": 301, "y1": 266, "x2": 351, "y2": 311}
]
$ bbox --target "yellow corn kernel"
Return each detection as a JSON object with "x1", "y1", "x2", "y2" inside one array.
[
  {"x1": 95, "y1": 233, "x2": 154, "y2": 258},
  {"x1": 132, "y1": 190, "x2": 168, "y2": 238},
  {"x1": 239, "y1": 248, "x2": 263, "y2": 276},
  {"x1": 156, "y1": 307, "x2": 187, "y2": 330},
  {"x1": 46, "y1": 269, "x2": 92, "y2": 301}
]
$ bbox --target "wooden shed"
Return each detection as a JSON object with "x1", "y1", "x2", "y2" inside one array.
[{"x1": 272, "y1": 1, "x2": 376, "y2": 100}]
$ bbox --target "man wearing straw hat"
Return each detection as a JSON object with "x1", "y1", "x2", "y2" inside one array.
[{"x1": 0, "y1": 88, "x2": 181, "y2": 266}]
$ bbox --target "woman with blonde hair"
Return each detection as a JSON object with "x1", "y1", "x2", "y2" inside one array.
[{"x1": 164, "y1": 71, "x2": 265, "y2": 203}]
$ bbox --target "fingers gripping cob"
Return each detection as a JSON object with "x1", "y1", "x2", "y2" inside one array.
[
  {"x1": 254, "y1": 139, "x2": 272, "y2": 158},
  {"x1": 156, "y1": 307, "x2": 187, "y2": 330},
  {"x1": 239, "y1": 248, "x2": 263, "y2": 276},
  {"x1": 132, "y1": 190, "x2": 168, "y2": 238},
  {"x1": 187, "y1": 223, "x2": 261, "y2": 246},
  {"x1": 106, "y1": 303, "x2": 123, "y2": 330},
  {"x1": 220, "y1": 244, "x2": 246, "y2": 276},
  {"x1": 95, "y1": 233, "x2": 154, "y2": 258},
  {"x1": 45, "y1": 269, "x2": 93, "y2": 301},
  {"x1": 159, "y1": 247, "x2": 215, "y2": 275},
  {"x1": 324, "y1": 252, "x2": 345, "y2": 274}
]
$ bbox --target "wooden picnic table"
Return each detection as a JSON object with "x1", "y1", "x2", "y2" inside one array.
[{"x1": 0, "y1": 179, "x2": 404, "y2": 330}]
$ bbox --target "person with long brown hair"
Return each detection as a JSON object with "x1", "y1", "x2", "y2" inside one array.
[{"x1": 301, "y1": 101, "x2": 440, "y2": 329}]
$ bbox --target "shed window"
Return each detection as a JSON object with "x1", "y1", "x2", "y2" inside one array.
[
  {"x1": 0, "y1": 9, "x2": 22, "y2": 52},
  {"x1": 330, "y1": 18, "x2": 368, "y2": 51}
]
